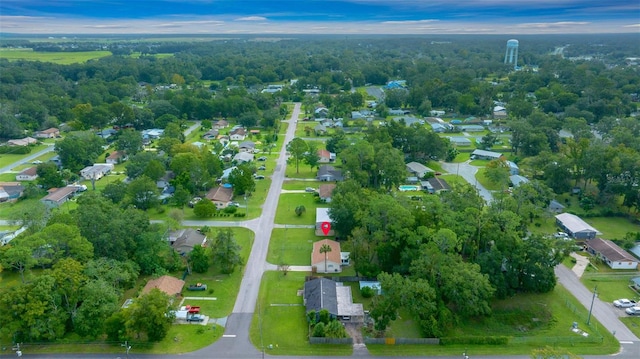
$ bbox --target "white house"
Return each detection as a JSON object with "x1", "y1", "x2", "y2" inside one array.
[
  {"x1": 586, "y1": 238, "x2": 638, "y2": 270},
  {"x1": 80, "y1": 164, "x2": 114, "y2": 181},
  {"x1": 229, "y1": 128, "x2": 246, "y2": 141},
  {"x1": 16, "y1": 167, "x2": 38, "y2": 181},
  {"x1": 311, "y1": 239, "x2": 345, "y2": 273}
]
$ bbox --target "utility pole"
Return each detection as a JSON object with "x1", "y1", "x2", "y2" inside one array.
[
  {"x1": 121, "y1": 341, "x2": 131, "y2": 358},
  {"x1": 587, "y1": 285, "x2": 598, "y2": 326}
]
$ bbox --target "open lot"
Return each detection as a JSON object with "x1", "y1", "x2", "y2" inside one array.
[
  {"x1": 274, "y1": 192, "x2": 321, "y2": 225},
  {"x1": 267, "y1": 228, "x2": 315, "y2": 266}
]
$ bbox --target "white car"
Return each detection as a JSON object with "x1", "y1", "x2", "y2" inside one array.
[
  {"x1": 625, "y1": 306, "x2": 640, "y2": 315},
  {"x1": 613, "y1": 298, "x2": 637, "y2": 308}
]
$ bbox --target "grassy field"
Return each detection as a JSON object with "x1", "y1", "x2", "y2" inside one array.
[
  {"x1": 285, "y1": 160, "x2": 319, "y2": 179},
  {"x1": 282, "y1": 180, "x2": 322, "y2": 191},
  {"x1": 274, "y1": 193, "x2": 321, "y2": 225},
  {"x1": 580, "y1": 259, "x2": 639, "y2": 303},
  {"x1": 249, "y1": 271, "x2": 352, "y2": 356},
  {"x1": 0, "y1": 49, "x2": 112, "y2": 64},
  {"x1": 267, "y1": 228, "x2": 316, "y2": 266},
  {"x1": 369, "y1": 285, "x2": 619, "y2": 356},
  {"x1": 0, "y1": 144, "x2": 48, "y2": 168}
]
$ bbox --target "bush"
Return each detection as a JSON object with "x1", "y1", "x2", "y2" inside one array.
[
  {"x1": 361, "y1": 286, "x2": 375, "y2": 298},
  {"x1": 312, "y1": 322, "x2": 326, "y2": 337},
  {"x1": 0, "y1": 145, "x2": 31, "y2": 154}
]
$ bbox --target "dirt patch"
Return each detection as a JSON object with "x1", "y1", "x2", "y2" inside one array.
[{"x1": 344, "y1": 322, "x2": 364, "y2": 344}]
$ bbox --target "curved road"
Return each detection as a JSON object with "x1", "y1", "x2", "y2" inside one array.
[{"x1": 440, "y1": 160, "x2": 493, "y2": 202}]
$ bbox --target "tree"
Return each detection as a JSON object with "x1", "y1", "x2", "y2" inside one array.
[
  {"x1": 84, "y1": 258, "x2": 140, "y2": 290},
  {"x1": 9, "y1": 199, "x2": 49, "y2": 233},
  {"x1": 172, "y1": 184, "x2": 191, "y2": 208},
  {"x1": 228, "y1": 163, "x2": 255, "y2": 196},
  {"x1": 295, "y1": 205, "x2": 306, "y2": 217},
  {"x1": 126, "y1": 151, "x2": 165, "y2": 179},
  {"x1": 194, "y1": 198, "x2": 217, "y2": 218},
  {"x1": 36, "y1": 162, "x2": 64, "y2": 189},
  {"x1": 286, "y1": 137, "x2": 308, "y2": 174},
  {"x1": 190, "y1": 245, "x2": 210, "y2": 273},
  {"x1": 319, "y1": 243, "x2": 332, "y2": 273},
  {"x1": 125, "y1": 288, "x2": 174, "y2": 342},
  {"x1": 115, "y1": 129, "x2": 143, "y2": 155},
  {"x1": 212, "y1": 229, "x2": 243, "y2": 274},
  {"x1": 126, "y1": 175, "x2": 159, "y2": 210},
  {"x1": 51, "y1": 258, "x2": 87, "y2": 324},
  {"x1": 74, "y1": 279, "x2": 120, "y2": 338},
  {"x1": 55, "y1": 132, "x2": 105, "y2": 172},
  {"x1": 304, "y1": 141, "x2": 320, "y2": 171},
  {"x1": 0, "y1": 244, "x2": 36, "y2": 283},
  {"x1": 102, "y1": 180, "x2": 128, "y2": 204}
]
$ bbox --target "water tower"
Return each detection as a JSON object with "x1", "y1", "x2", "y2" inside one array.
[{"x1": 504, "y1": 39, "x2": 519, "y2": 69}]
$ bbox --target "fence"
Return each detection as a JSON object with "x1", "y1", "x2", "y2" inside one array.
[
  {"x1": 309, "y1": 337, "x2": 353, "y2": 345},
  {"x1": 304, "y1": 276, "x2": 377, "y2": 283},
  {"x1": 364, "y1": 337, "x2": 439, "y2": 345},
  {"x1": 510, "y1": 335, "x2": 603, "y2": 345}
]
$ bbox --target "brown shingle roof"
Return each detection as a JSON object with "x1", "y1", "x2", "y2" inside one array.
[
  {"x1": 41, "y1": 187, "x2": 78, "y2": 203},
  {"x1": 312, "y1": 239, "x2": 341, "y2": 266},
  {"x1": 588, "y1": 238, "x2": 638, "y2": 263},
  {"x1": 205, "y1": 186, "x2": 233, "y2": 202},
  {"x1": 318, "y1": 149, "x2": 331, "y2": 159},
  {"x1": 19, "y1": 167, "x2": 38, "y2": 176},
  {"x1": 142, "y1": 275, "x2": 185, "y2": 296},
  {"x1": 319, "y1": 184, "x2": 336, "y2": 199}
]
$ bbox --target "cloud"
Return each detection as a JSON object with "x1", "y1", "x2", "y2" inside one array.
[
  {"x1": 516, "y1": 21, "x2": 590, "y2": 29},
  {"x1": 382, "y1": 19, "x2": 438, "y2": 24},
  {"x1": 235, "y1": 16, "x2": 267, "y2": 21},
  {"x1": 623, "y1": 24, "x2": 640, "y2": 28}
]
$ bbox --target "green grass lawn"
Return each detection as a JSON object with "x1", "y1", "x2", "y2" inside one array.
[
  {"x1": 180, "y1": 298, "x2": 220, "y2": 318},
  {"x1": 285, "y1": 161, "x2": 318, "y2": 179},
  {"x1": 451, "y1": 152, "x2": 471, "y2": 163},
  {"x1": 0, "y1": 50, "x2": 112, "y2": 64},
  {"x1": 369, "y1": 285, "x2": 619, "y2": 356},
  {"x1": 0, "y1": 173, "x2": 20, "y2": 182},
  {"x1": 282, "y1": 179, "x2": 322, "y2": 190},
  {"x1": 275, "y1": 193, "x2": 321, "y2": 225},
  {"x1": 582, "y1": 217, "x2": 640, "y2": 240},
  {"x1": 580, "y1": 263, "x2": 639, "y2": 303},
  {"x1": 249, "y1": 271, "x2": 352, "y2": 356},
  {"x1": 619, "y1": 317, "x2": 640, "y2": 338},
  {"x1": 0, "y1": 144, "x2": 48, "y2": 168},
  {"x1": 267, "y1": 228, "x2": 315, "y2": 265}
]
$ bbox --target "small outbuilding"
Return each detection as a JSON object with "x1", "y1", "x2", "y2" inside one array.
[{"x1": 555, "y1": 213, "x2": 601, "y2": 239}]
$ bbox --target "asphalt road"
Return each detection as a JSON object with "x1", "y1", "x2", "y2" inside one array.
[{"x1": 0, "y1": 144, "x2": 55, "y2": 175}]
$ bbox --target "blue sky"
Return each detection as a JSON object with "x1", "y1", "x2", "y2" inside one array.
[{"x1": 1, "y1": 0, "x2": 639, "y2": 34}]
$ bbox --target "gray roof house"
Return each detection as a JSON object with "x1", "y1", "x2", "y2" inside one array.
[
  {"x1": 548, "y1": 199, "x2": 566, "y2": 213},
  {"x1": 303, "y1": 278, "x2": 364, "y2": 322},
  {"x1": 233, "y1": 152, "x2": 254, "y2": 164},
  {"x1": 317, "y1": 165, "x2": 343, "y2": 182},
  {"x1": 509, "y1": 175, "x2": 529, "y2": 187},
  {"x1": 168, "y1": 228, "x2": 207, "y2": 255},
  {"x1": 555, "y1": 213, "x2": 601, "y2": 240},
  {"x1": 586, "y1": 238, "x2": 638, "y2": 270},
  {"x1": 471, "y1": 149, "x2": 503, "y2": 161},
  {"x1": 449, "y1": 137, "x2": 472, "y2": 146},
  {"x1": 406, "y1": 162, "x2": 433, "y2": 178}
]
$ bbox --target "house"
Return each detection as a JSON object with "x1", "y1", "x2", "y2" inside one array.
[
  {"x1": 430, "y1": 110, "x2": 446, "y2": 116},
  {"x1": 430, "y1": 123, "x2": 448, "y2": 133},
  {"x1": 351, "y1": 111, "x2": 365, "y2": 119},
  {"x1": 509, "y1": 174, "x2": 529, "y2": 187},
  {"x1": 35, "y1": 127, "x2": 60, "y2": 138},
  {"x1": 449, "y1": 137, "x2": 472, "y2": 146},
  {"x1": 97, "y1": 128, "x2": 117, "y2": 139},
  {"x1": 459, "y1": 125, "x2": 485, "y2": 132},
  {"x1": 7, "y1": 137, "x2": 37, "y2": 146},
  {"x1": 315, "y1": 208, "x2": 333, "y2": 236},
  {"x1": 238, "y1": 141, "x2": 256, "y2": 153},
  {"x1": 41, "y1": 186, "x2": 79, "y2": 207},
  {"x1": 312, "y1": 239, "x2": 349, "y2": 273},
  {"x1": 0, "y1": 183, "x2": 24, "y2": 202},
  {"x1": 229, "y1": 128, "x2": 246, "y2": 141},
  {"x1": 389, "y1": 109, "x2": 410, "y2": 116},
  {"x1": 142, "y1": 129, "x2": 164, "y2": 140},
  {"x1": 141, "y1": 275, "x2": 185, "y2": 297},
  {"x1": 233, "y1": 152, "x2": 254, "y2": 164},
  {"x1": 548, "y1": 199, "x2": 566, "y2": 213},
  {"x1": 314, "y1": 107, "x2": 329, "y2": 117},
  {"x1": 80, "y1": 164, "x2": 114, "y2": 181},
  {"x1": 168, "y1": 228, "x2": 207, "y2": 255},
  {"x1": 205, "y1": 186, "x2": 233, "y2": 209},
  {"x1": 384, "y1": 80, "x2": 407, "y2": 89},
  {"x1": 213, "y1": 119, "x2": 229, "y2": 130},
  {"x1": 318, "y1": 184, "x2": 336, "y2": 203},
  {"x1": 202, "y1": 129, "x2": 219, "y2": 140},
  {"x1": 16, "y1": 167, "x2": 38, "y2": 181},
  {"x1": 586, "y1": 238, "x2": 638, "y2": 270},
  {"x1": 303, "y1": 278, "x2": 364, "y2": 322},
  {"x1": 317, "y1": 165, "x2": 343, "y2": 182},
  {"x1": 156, "y1": 171, "x2": 175, "y2": 189},
  {"x1": 106, "y1": 151, "x2": 128, "y2": 165},
  {"x1": 318, "y1": 149, "x2": 333, "y2": 163},
  {"x1": 392, "y1": 116, "x2": 422, "y2": 126},
  {"x1": 631, "y1": 277, "x2": 640, "y2": 292},
  {"x1": 421, "y1": 177, "x2": 451, "y2": 194},
  {"x1": 406, "y1": 162, "x2": 434, "y2": 179},
  {"x1": 555, "y1": 213, "x2": 601, "y2": 239},
  {"x1": 220, "y1": 166, "x2": 237, "y2": 180},
  {"x1": 314, "y1": 124, "x2": 327, "y2": 135},
  {"x1": 493, "y1": 106, "x2": 508, "y2": 118},
  {"x1": 471, "y1": 149, "x2": 503, "y2": 161}
]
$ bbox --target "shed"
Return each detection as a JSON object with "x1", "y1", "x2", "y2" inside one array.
[
  {"x1": 315, "y1": 208, "x2": 334, "y2": 236},
  {"x1": 548, "y1": 199, "x2": 566, "y2": 213}
]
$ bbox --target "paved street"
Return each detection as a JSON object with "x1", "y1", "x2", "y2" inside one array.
[
  {"x1": 0, "y1": 144, "x2": 55, "y2": 175},
  {"x1": 439, "y1": 160, "x2": 493, "y2": 202}
]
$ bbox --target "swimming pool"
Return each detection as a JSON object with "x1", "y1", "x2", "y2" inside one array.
[{"x1": 398, "y1": 185, "x2": 420, "y2": 191}]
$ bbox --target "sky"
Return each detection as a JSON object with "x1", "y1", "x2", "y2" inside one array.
[{"x1": 1, "y1": 0, "x2": 639, "y2": 35}]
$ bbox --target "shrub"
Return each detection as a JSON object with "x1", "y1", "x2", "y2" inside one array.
[
  {"x1": 361, "y1": 286, "x2": 375, "y2": 298},
  {"x1": 312, "y1": 322, "x2": 326, "y2": 337}
]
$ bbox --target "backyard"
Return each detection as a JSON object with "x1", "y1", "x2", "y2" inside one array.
[
  {"x1": 267, "y1": 228, "x2": 316, "y2": 266},
  {"x1": 274, "y1": 192, "x2": 321, "y2": 225}
]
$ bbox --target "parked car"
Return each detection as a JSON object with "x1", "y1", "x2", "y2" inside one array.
[
  {"x1": 613, "y1": 298, "x2": 637, "y2": 308},
  {"x1": 187, "y1": 283, "x2": 207, "y2": 291},
  {"x1": 188, "y1": 197, "x2": 202, "y2": 208},
  {"x1": 254, "y1": 175, "x2": 265, "y2": 180},
  {"x1": 229, "y1": 202, "x2": 240, "y2": 207},
  {"x1": 257, "y1": 156, "x2": 267, "y2": 161},
  {"x1": 553, "y1": 232, "x2": 569, "y2": 239},
  {"x1": 186, "y1": 314, "x2": 205, "y2": 322},
  {"x1": 305, "y1": 187, "x2": 316, "y2": 193},
  {"x1": 258, "y1": 165, "x2": 266, "y2": 170},
  {"x1": 625, "y1": 306, "x2": 640, "y2": 315}
]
